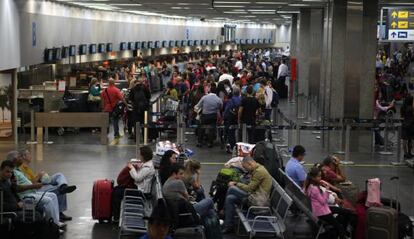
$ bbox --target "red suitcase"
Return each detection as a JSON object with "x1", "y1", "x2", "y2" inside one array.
[{"x1": 92, "y1": 179, "x2": 113, "y2": 223}]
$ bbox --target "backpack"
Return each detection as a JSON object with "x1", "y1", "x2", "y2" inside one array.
[
  {"x1": 132, "y1": 88, "x2": 148, "y2": 113},
  {"x1": 203, "y1": 216, "x2": 223, "y2": 239},
  {"x1": 271, "y1": 90, "x2": 279, "y2": 107},
  {"x1": 252, "y1": 141, "x2": 283, "y2": 182}
]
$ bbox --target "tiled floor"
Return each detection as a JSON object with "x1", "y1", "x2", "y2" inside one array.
[{"x1": 1, "y1": 99, "x2": 413, "y2": 239}]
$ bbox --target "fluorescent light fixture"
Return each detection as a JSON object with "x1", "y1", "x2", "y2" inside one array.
[
  {"x1": 110, "y1": 3, "x2": 142, "y2": 6},
  {"x1": 302, "y1": 0, "x2": 325, "y2": 2},
  {"x1": 252, "y1": 12, "x2": 276, "y2": 14},
  {"x1": 248, "y1": 9, "x2": 276, "y2": 12},
  {"x1": 223, "y1": 11, "x2": 245, "y2": 14},
  {"x1": 256, "y1": 2, "x2": 289, "y2": 4},
  {"x1": 288, "y1": 3, "x2": 310, "y2": 7},
  {"x1": 214, "y1": 1, "x2": 251, "y2": 3},
  {"x1": 278, "y1": 10, "x2": 300, "y2": 14},
  {"x1": 215, "y1": 5, "x2": 246, "y2": 8}
]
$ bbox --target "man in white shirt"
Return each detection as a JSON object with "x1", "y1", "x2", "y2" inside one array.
[
  {"x1": 128, "y1": 146, "x2": 155, "y2": 194},
  {"x1": 219, "y1": 69, "x2": 234, "y2": 85},
  {"x1": 264, "y1": 80, "x2": 274, "y2": 120},
  {"x1": 234, "y1": 58, "x2": 243, "y2": 71},
  {"x1": 277, "y1": 59, "x2": 289, "y2": 80}
]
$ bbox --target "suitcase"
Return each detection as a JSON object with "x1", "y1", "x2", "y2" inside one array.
[
  {"x1": 92, "y1": 179, "x2": 114, "y2": 223},
  {"x1": 366, "y1": 206, "x2": 398, "y2": 239}
]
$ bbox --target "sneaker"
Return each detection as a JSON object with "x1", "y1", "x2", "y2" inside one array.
[
  {"x1": 59, "y1": 229, "x2": 65, "y2": 235},
  {"x1": 59, "y1": 212, "x2": 72, "y2": 221},
  {"x1": 114, "y1": 133, "x2": 121, "y2": 139},
  {"x1": 59, "y1": 185, "x2": 77, "y2": 194},
  {"x1": 57, "y1": 222, "x2": 67, "y2": 229}
]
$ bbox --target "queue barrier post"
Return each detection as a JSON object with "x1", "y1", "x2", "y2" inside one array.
[
  {"x1": 288, "y1": 125, "x2": 293, "y2": 148},
  {"x1": 303, "y1": 97, "x2": 312, "y2": 125},
  {"x1": 242, "y1": 124, "x2": 247, "y2": 143},
  {"x1": 296, "y1": 123, "x2": 301, "y2": 145},
  {"x1": 335, "y1": 118, "x2": 345, "y2": 154},
  {"x1": 44, "y1": 127, "x2": 53, "y2": 145},
  {"x1": 342, "y1": 124, "x2": 355, "y2": 165},
  {"x1": 379, "y1": 113, "x2": 393, "y2": 155},
  {"x1": 391, "y1": 125, "x2": 404, "y2": 166},
  {"x1": 181, "y1": 113, "x2": 186, "y2": 146},
  {"x1": 144, "y1": 111, "x2": 148, "y2": 145},
  {"x1": 27, "y1": 109, "x2": 37, "y2": 145},
  {"x1": 136, "y1": 122, "x2": 141, "y2": 158}
]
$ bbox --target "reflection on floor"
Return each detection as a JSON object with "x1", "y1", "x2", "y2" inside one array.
[{"x1": 1, "y1": 100, "x2": 413, "y2": 239}]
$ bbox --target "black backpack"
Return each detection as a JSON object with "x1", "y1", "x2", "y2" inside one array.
[
  {"x1": 132, "y1": 88, "x2": 149, "y2": 113},
  {"x1": 252, "y1": 141, "x2": 283, "y2": 182}
]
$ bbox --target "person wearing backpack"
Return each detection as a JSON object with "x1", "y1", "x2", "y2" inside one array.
[
  {"x1": 101, "y1": 78, "x2": 127, "y2": 138},
  {"x1": 223, "y1": 87, "x2": 241, "y2": 154},
  {"x1": 128, "y1": 78, "x2": 151, "y2": 139}
]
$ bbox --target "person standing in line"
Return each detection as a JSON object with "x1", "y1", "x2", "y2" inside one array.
[
  {"x1": 101, "y1": 78, "x2": 127, "y2": 138},
  {"x1": 238, "y1": 85, "x2": 260, "y2": 144}
]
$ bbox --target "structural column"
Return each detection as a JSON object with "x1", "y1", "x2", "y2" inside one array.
[
  {"x1": 290, "y1": 14, "x2": 299, "y2": 58},
  {"x1": 321, "y1": 0, "x2": 378, "y2": 151},
  {"x1": 298, "y1": 9, "x2": 311, "y2": 98}
]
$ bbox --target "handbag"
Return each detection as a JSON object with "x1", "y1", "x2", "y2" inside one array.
[{"x1": 88, "y1": 93, "x2": 101, "y2": 102}]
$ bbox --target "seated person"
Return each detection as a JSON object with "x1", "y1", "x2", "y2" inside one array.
[
  {"x1": 127, "y1": 146, "x2": 155, "y2": 194},
  {"x1": 222, "y1": 156, "x2": 272, "y2": 234},
  {"x1": 162, "y1": 164, "x2": 216, "y2": 219},
  {"x1": 285, "y1": 145, "x2": 307, "y2": 187},
  {"x1": 321, "y1": 155, "x2": 346, "y2": 185},
  {"x1": 6, "y1": 151, "x2": 66, "y2": 229},
  {"x1": 183, "y1": 159, "x2": 205, "y2": 202},
  {"x1": 0, "y1": 160, "x2": 43, "y2": 222},
  {"x1": 18, "y1": 148, "x2": 76, "y2": 221},
  {"x1": 139, "y1": 201, "x2": 173, "y2": 239},
  {"x1": 304, "y1": 167, "x2": 346, "y2": 239},
  {"x1": 159, "y1": 150, "x2": 178, "y2": 185}
]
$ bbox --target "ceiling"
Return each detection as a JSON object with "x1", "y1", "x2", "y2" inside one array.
[{"x1": 51, "y1": 0, "x2": 414, "y2": 25}]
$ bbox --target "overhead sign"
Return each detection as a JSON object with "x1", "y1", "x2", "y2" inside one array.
[{"x1": 387, "y1": 8, "x2": 414, "y2": 41}]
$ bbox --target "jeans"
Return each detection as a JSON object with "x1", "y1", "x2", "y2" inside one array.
[
  {"x1": 264, "y1": 108, "x2": 272, "y2": 121},
  {"x1": 29, "y1": 191, "x2": 60, "y2": 223},
  {"x1": 318, "y1": 213, "x2": 346, "y2": 239},
  {"x1": 111, "y1": 114, "x2": 120, "y2": 136},
  {"x1": 224, "y1": 120, "x2": 237, "y2": 149},
  {"x1": 39, "y1": 173, "x2": 68, "y2": 212},
  {"x1": 198, "y1": 113, "x2": 217, "y2": 145},
  {"x1": 224, "y1": 186, "x2": 248, "y2": 228},
  {"x1": 193, "y1": 198, "x2": 216, "y2": 218},
  {"x1": 194, "y1": 187, "x2": 206, "y2": 202}
]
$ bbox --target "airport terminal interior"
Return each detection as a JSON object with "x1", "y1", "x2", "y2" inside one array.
[{"x1": 3, "y1": 0, "x2": 414, "y2": 239}]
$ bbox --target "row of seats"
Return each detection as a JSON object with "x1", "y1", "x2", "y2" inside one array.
[{"x1": 235, "y1": 169, "x2": 330, "y2": 239}]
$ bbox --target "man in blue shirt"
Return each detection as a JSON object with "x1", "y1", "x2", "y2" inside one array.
[{"x1": 285, "y1": 145, "x2": 307, "y2": 187}]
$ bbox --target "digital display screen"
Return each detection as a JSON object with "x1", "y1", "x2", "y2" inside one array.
[
  {"x1": 258, "y1": 39, "x2": 262, "y2": 44},
  {"x1": 154, "y1": 41, "x2": 160, "y2": 48},
  {"x1": 169, "y1": 41, "x2": 174, "y2": 47},
  {"x1": 106, "y1": 43, "x2": 113, "y2": 52},
  {"x1": 252, "y1": 39, "x2": 256, "y2": 44},
  {"x1": 135, "y1": 41, "x2": 141, "y2": 49},
  {"x1": 127, "y1": 42, "x2": 134, "y2": 50},
  {"x1": 194, "y1": 40, "x2": 199, "y2": 46},
  {"x1": 79, "y1": 44, "x2": 87, "y2": 55},
  {"x1": 141, "y1": 42, "x2": 147, "y2": 49},
  {"x1": 246, "y1": 39, "x2": 250, "y2": 44},
  {"x1": 120, "y1": 42, "x2": 127, "y2": 51},
  {"x1": 162, "y1": 41, "x2": 168, "y2": 48},
  {"x1": 44, "y1": 49, "x2": 53, "y2": 62},
  {"x1": 89, "y1": 44, "x2": 97, "y2": 54},
  {"x1": 175, "y1": 40, "x2": 180, "y2": 47},
  {"x1": 181, "y1": 40, "x2": 187, "y2": 47},
  {"x1": 54, "y1": 48, "x2": 62, "y2": 60},
  {"x1": 205, "y1": 40, "x2": 210, "y2": 45},
  {"x1": 187, "y1": 40, "x2": 193, "y2": 46},
  {"x1": 200, "y1": 40, "x2": 204, "y2": 46},
  {"x1": 98, "y1": 43, "x2": 106, "y2": 53},
  {"x1": 211, "y1": 40, "x2": 216, "y2": 45},
  {"x1": 263, "y1": 39, "x2": 267, "y2": 44},
  {"x1": 69, "y1": 45, "x2": 76, "y2": 56},
  {"x1": 62, "y1": 47, "x2": 69, "y2": 58},
  {"x1": 148, "y1": 41, "x2": 153, "y2": 49}
]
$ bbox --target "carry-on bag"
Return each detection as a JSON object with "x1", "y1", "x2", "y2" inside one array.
[
  {"x1": 366, "y1": 206, "x2": 398, "y2": 239},
  {"x1": 203, "y1": 215, "x2": 223, "y2": 239},
  {"x1": 92, "y1": 179, "x2": 114, "y2": 223}
]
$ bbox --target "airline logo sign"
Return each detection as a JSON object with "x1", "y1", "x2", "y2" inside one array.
[{"x1": 388, "y1": 8, "x2": 414, "y2": 41}]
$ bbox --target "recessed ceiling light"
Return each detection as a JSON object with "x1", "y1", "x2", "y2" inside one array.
[
  {"x1": 215, "y1": 5, "x2": 246, "y2": 8},
  {"x1": 248, "y1": 9, "x2": 275, "y2": 12},
  {"x1": 110, "y1": 3, "x2": 142, "y2": 6},
  {"x1": 256, "y1": 2, "x2": 288, "y2": 4},
  {"x1": 215, "y1": 1, "x2": 251, "y2": 3},
  {"x1": 288, "y1": 3, "x2": 310, "y2": 7}
]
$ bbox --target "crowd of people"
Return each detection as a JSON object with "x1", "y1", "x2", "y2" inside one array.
[
  {"x1": 375, "y1": 45, "x2": 414, "y2": 159},
  {"x1": 85, "y1": 48, "x2": 289, "y2": 153}
]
